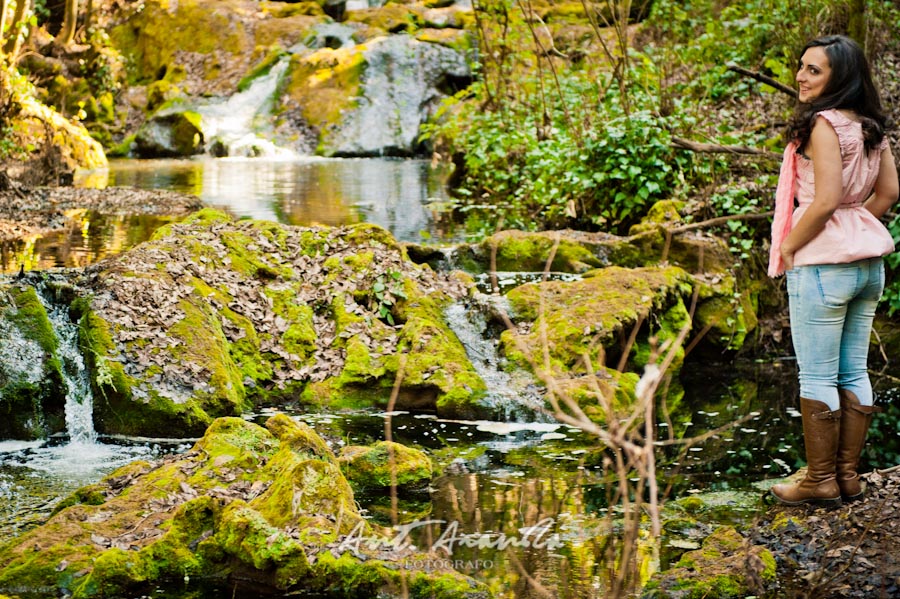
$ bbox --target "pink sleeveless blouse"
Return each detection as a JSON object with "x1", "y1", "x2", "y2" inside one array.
[{"x1": 768, "y1": 109, "x2": 894, "y2": 277}]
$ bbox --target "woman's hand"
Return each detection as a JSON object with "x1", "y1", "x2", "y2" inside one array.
[{"x1": 781, "y1": 244, "x2": 795, "y2": 271}]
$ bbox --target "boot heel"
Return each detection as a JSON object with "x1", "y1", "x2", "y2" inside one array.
[{"x1": 809, "y1": 496, "x2": 842, "y2": 508}]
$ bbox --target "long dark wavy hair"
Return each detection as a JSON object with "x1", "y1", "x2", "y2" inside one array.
[{"x1": 787, "y1": 35, "x2": 887, "y2": 153}]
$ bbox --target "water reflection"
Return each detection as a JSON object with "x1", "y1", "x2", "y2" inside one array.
[
  {"x1": 84, "y1": 157, "x2": 459, "y2": 242},
  {"x1": 1, "y1": 157, "x2": 460, "y2": 273}
]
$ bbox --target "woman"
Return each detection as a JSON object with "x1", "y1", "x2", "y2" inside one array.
[{"x1": 769, "y1": 35, "x2": 899, "y2": 507}]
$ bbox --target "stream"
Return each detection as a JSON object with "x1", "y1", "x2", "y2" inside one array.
[{"x1": 1, "y1": 158, "x2": 900, "y2": 597}]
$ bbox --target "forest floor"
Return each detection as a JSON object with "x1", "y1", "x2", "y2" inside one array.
[{"x1": 751, "y1": 468, "x2": 900, "y2": 598}]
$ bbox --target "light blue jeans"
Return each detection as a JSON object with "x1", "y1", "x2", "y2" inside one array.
[{"x1": 786, "y1": 258, "x2": 884, "y2": 410}]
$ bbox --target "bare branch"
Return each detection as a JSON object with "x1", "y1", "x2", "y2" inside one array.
[
  {"x1": 672, "y1": 136, "x2": 781, "y2": 158},
  {"x1": 666, "y1": 211, "x2": 775, "y2": 234},
  {"x1": 726, "y1": 63, "x2": 798, "y2": 97}
]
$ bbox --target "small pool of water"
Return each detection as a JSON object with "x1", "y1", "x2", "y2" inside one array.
[{"x1": 1, "y1": 157, "x2": 462, "y2": 273}]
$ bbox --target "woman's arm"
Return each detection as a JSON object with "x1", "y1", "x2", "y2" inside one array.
[
  {"x1": 780, "y1": 118, "x2": 843, "y2": 270},
  {"x1": 864, "y1": 145, "x2": 899, "y2": 219}
]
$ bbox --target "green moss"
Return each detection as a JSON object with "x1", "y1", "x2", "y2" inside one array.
[
  {"x1": 265, "y1": 414, "x2": 334, "y2": 458},
  {"x1": 339, "y1": 441, "x2": 433, "y2": 490},
  {"x1": 480, "y1": 230, "x2": 603, "y2": 273},
  {"x1": 344, "y1": 4, "x2": 425, "y2": 33},
  {"x1": 339, "y1": 336, "x2": 386, "y2": 384},
  {"x1": 238, "y1": 49, "x2": 289, "y2": 92},
  {"x1": 280, "y1": 46, "x2": 367, "y2": 137},
  {"x1": 109, "y1": 0, "x2": 253, "y2": 85},
  {"x1": 631, "y1": 294, "x2": 691, "y2": 370},
  {"x1": 146, "y1": 79, "x2": 183, "y2": 112},
  {"x1": 193, "y1": 417, "x2": 277, "y2": 463},
  {"x1": 695, "y1": 281, "x2": 759, "y2": 352},
  {"x1": 501, "y1": 266, "x2": 693, "y2": 376},
  {"x1": 7, "y1": 286, "x2": 58, "y2": 355},
  {"x1": 627, "y1": 199, "x2": 685, "y2": 235},
  {"x1": 676, "y1": 496, "x2": 705, "y2": 515},
  {"x1": 52, "y1": 484, "x2": 107, "y2": 515},
  {"x1": 392, "y1": 293, "x2": 487, "y2": 418},
  {"x1": 106, "y1": 133, "x2": 136, "y2": 157},
  {"x1": 0, "y1": 416, "x2": 488, "y2": 596}
]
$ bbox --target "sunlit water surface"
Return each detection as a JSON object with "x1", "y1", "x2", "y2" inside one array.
[{"x1": 0, "y1": 157, "x2": 460, "y2": 273}]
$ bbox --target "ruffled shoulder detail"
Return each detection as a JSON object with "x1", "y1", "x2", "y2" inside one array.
[
  {"x1": 815, "y1": 109, "x2": 861, "y2": 154},
  {"x1": 815, "y1": 109, "x2": 857, "y2": 135}
]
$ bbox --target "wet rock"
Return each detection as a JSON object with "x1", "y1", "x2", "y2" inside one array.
[
  {"x1": 339, "y1": 440, "x2": 433, "y2": 490},
  {"x1": 501, "y1": 265, "x2": 693, "y2": 375},
  {"x1": 0, "y1": 284, "x2": 66, "y2": 439},
  {"x1": 642, "y1": 526, "x2": 776, "y2": 598},
  {"x1": 279, "y1": 33, "x2": 473, "y2": 157},
  {"x1": 73, "y1": 209, "x2": 485, "y2": 437},
  {"x1": 0, "y1": 415, "x2": 489, "y2": 597},
  {"x1": 133, "y1": 109, "x2": 205, "y2": 158}
]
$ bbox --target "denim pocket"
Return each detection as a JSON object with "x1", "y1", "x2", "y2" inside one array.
[
  {"x1": 859, "y1": 259, "x2": 885, "y2": 301},
  {"x1": 814, "y1": 264, "x2": 861, "y2": 308},
  {"x1": 786, "y1": 268, "x2": 800, "y2": 299}
]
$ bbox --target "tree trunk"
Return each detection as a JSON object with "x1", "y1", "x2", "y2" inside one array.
[
  {"x1": 58, "y1": 0, "x2": 79, "y2": 46},
  {"x1": 847, "y1": 0, "x2": 866, "y2": 49},
  {"x1": 3, "y1": 0, "x2": 31, "y2": 57},
  {"x1": 0, "y1": 0, "x2": 11, "y2": 60}
]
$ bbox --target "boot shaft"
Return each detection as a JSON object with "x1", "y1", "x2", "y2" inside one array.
[{"x1": 836, "y1": 389, "x2": 880, "y2": 500}]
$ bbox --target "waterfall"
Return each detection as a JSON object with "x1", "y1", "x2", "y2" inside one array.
[
  {"x1": 193, "y1": 57, "x2": 294, "y2": 158},
  {"x1": 34, "y1": 288, "x2": 97, "y2": 445},
  {"x1": 45, "y1": 302, "x2": 97, "y2": 445},
  {"x1": 443, "y1": 301, "x2": 549, "y2": 422}
]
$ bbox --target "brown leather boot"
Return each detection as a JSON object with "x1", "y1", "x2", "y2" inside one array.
[
  {"x1": 771, "y1": 398, "x2": 842, "y2": 507},
  {"x1": 836, "y1": 389, "x2": 880, "y2": 502}
]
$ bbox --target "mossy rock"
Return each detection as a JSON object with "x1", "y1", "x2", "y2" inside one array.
[
  {"x1": 279, "y1": 45, "x2": 367, "y2": 135},
  {"x1": 76, "y1": 209, "x2": 485, "y2": 436},
  {"x1": 641, "y1": 526, "x2": 776, "y2": 598},
  {"x1": 133, "y1": 109, "x2": 205, "y2": 157},
  {"x1": 500, "y1": 265, "x2": 694, "y2": 377},
  {"x1": 0, "y1": 284, "x2": 67, "y2": 439},
  {"x1": 253, "y1": 12, "x2": 323, "y2": 56},
  {"x1": 13, "y1": 93, "x2": 107, "y2": 170},
  {"x1": 344, "y1": 4, "x2": 426, "y2": 34},
  {"x1": 339, "y1": 440, "x2": 433, "y2": 490},
  {"x1": 415, "y1": 27, "x2": 475, "y2": 52},
  {"x1": 108, "y1": 0, "x2": 257, "y2": 93},
  {"x1": 0, "y1": 416, "x2": 489, "y2": 597},
  {"x1": 694, "y1": 275, "x2": 759, "y2": 353},
  {"x1": 473, "y1": 230, "x2": 605, "y2": 274}
]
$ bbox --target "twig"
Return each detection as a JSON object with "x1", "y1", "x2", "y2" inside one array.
[
  {"x1": 666, "y1": 211, "x2": 775, "y2": 234},
  {"x1": 726, "y1": 63, "x2": 798, "y2": 97},
  {"x1": 672, "y1": 136, "x2": 781, "y2": 158}
]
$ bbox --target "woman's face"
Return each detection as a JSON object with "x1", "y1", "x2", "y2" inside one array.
[{"x1": 796, "y1": 46, "x2": 831, "y2": 103}]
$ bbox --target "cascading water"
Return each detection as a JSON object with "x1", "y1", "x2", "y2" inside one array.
[
  {"x1": 193, "y1": 57, "x2": 295, "y2": 158},
  {"x1": 0, "y1": 281, "x2": 160, "y2": 537},
  {"x1": 40, "y1": 295, "x2": 96, "y2": 445},
  {"x1": 443, "y1": 301, "x2": 549, "y2": 422}
]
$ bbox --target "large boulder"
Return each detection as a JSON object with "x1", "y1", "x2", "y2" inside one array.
[
  {"x1": 0, "y1": 415, "x2": 489, "y2": 597},
  {"x1": 0, "y1": 284, "x2": 66, "y2": 439},
  {"x1": 500, "y1": 265, "x2": 694, "y2": 376},
  {"x1": 277, "y1": 33, "x2": 473, "y2": 156},
  {"x1": 74, "y1": 209, "x2": 487, "y2": 437},
  {"x1": 133, "y1": 109, "x2": 205, "y2": 157},
  {"x1": 339, "y1": 440, "x2": 433, "y2": 491}
]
